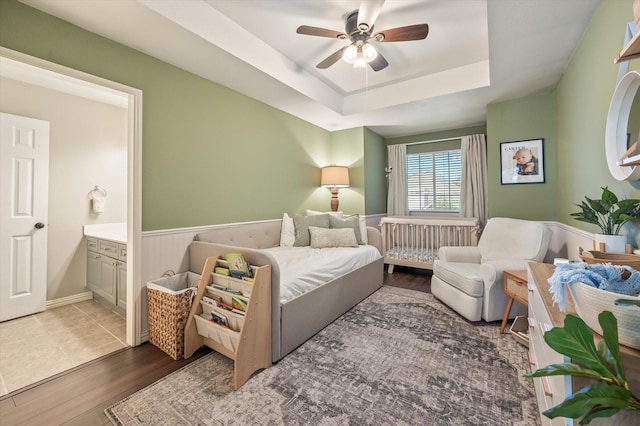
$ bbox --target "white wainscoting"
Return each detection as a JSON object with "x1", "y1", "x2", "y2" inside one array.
[
  {"x1": 139, "y1": 220, "x2": 280, "y2": 338},
  {"x1": 137, "y1": 219, "x2": 596, "y2": 340},
  {"x1": 542, "y1": 221, "x2": 595, "y2": 263}
]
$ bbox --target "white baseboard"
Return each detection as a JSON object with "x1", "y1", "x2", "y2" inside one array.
[{"x1": 46, "y1": 291, "x2": 93, "y2": 309}]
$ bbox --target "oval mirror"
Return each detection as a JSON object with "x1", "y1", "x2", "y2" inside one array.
[{"x1": 606, "y1": 70, "x2": 640, "y2": 181}]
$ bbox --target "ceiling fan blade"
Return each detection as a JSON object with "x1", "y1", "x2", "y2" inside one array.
[
  {"x1": 374, "y1": 24, "x2": 429, "y2": 42},
  {"x1": 368, "y1": 51, "x2": 389, "y2": 72},
  {"x1": 297, "y1": 25, "x2": 347, "y2": 39},
  {"x1": 357, "y1": 0, "x2": 385, "y2": 31},
  {"x1": 317, "y1": 47, "x2": 347, "y2": 69}
]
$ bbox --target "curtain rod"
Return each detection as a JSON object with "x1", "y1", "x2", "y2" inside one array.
[{"x1": 405, "y1": 136, "x2": 462, "y2": 146}]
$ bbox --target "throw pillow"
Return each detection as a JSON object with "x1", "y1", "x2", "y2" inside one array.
[
  {"x1": 329, "y1": 215, "x2": 363, "y2": 245},
  {"x1": 279, "y1": 213, "x2": 295, "y2": 247},
  {"x1": 293, "y1": 214, "x2": 330, "y2": 246},
  {"x1": 359, "y1": 216, "x2": 368, "y2": 245},
  {"x1": 306, "y1": 209, "x2": 344, "y2": 219},
  {"x1": 309, "y1": 226, "x2": 358, "y2": 249}
]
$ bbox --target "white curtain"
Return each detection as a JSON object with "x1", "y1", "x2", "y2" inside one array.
[
  {"x1": 387, "y1": 144, "x2": 408, "y2": 216},
  {"x1": 460, "y1": 134, "x2": 488, "y2": 228}
]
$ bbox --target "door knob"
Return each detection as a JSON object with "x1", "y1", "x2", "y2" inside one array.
[{"x1": 34, "y1": 222, "x2": 45, "y2": 229}]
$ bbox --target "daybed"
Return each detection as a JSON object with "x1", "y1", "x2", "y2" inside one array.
[{"x1": 187, "y1": 217, "x2": 384, "y2": 362}]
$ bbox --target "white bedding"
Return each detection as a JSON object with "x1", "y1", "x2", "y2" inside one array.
[{"x1": 263, "y1": 245, "x2": 381, "y2": 303}]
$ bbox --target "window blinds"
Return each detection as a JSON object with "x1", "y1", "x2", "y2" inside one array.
[{"x1": 406, "y1": 150, "x2": 461, "y2": 211}]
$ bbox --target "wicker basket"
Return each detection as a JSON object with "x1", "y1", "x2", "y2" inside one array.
[
  {"x1": 579, "y1": 250, "x2": 640, "y2": 270},
  {"x1": 568, "y1": 281, "x2": 640, "y2": 350},
  {"x1": 147, "y1": 272, "x2": 200, "y2": 360}
]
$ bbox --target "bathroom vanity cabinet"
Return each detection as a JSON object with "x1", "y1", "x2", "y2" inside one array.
[{"x1": 85, "y1": 223, "x2": 127, "y2": 317}]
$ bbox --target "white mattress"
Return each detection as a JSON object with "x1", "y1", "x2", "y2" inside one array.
[{"x1": 263, "y1": 245, "x2": 381, "y2": 303}]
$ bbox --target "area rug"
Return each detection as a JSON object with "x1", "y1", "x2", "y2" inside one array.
[{"x1": 106, "y1": 286, "x2": 538, "y2": 425}]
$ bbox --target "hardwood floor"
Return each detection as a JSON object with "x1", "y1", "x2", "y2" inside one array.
[
  {"x1": 383, "y1": 265, "x2": 432, "y2": 293},
  {"x1": 0, "y1": 266, "x2": 430, "y2": 425}
]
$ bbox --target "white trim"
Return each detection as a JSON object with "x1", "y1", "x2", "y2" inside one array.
[
  {"x1": 539, "y1": 221, "x2": 595, "y2": 263},
  {"x1": 46, "y1": 291, "x2": 93, "y2": 309},
  {"x1": 405, "y1": 136, "x2": 462, "y2": 146},
  {"x1": 1, "y1": 47, "x2": 144, "y2": 348},
  {"x1": 542, "y1": 220, "x2": 594, "y2": 239},
  {"x1": 142, "y1": 218, "x2": 281, "y2": 237}
]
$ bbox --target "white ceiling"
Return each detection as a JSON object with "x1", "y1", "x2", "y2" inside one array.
[{"x1": 19, "y1": 0, "x2": 600, "y2": 138}]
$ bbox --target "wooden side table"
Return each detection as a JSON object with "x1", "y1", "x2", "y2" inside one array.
[{"x1": 500, "y1": 270, "x2": 529, "y2": 334}]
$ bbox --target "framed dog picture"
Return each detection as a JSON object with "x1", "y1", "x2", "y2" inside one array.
[{"x1": 500, "y1": 138, "x2": 545, "y2": 185}]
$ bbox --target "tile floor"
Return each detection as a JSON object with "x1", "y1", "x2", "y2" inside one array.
[{"x1": 0, "y1": 300, "x2": 127, "y2": 396}]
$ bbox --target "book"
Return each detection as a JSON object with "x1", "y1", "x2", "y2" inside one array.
[
  {"x1": 214, "y1": 266, "x2": 230, "y2": 276},
  {"x1": 232, "y1": 295, "x2": 247, "y2": 312},
  {"x1": 225, "y1": 253, "x2": 254, "y2": 279},
  {"x1": 226, "y1": 253, "x2": 248, "y2": 273},
  {"x1": 219, "y1": 301, "x2": 234, "y2": 311},
  {"x1": 210, "y1": 310, "x2": 229, "y2": 327},
  {"x1": 202, "y1": 296, "x2": 217, "y2": 307}
]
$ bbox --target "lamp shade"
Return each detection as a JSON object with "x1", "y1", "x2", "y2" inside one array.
[{"x1": 321, "y1": 166, "x2": 350, "y2": 188}]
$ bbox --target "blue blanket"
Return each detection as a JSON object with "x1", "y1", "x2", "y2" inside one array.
[{"x1": 548, "y1": 262, "x2": 640, "y2": 311}]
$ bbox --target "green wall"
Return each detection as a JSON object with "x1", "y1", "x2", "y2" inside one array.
[
  {"x1": 0, "y1": 0, "x2": 374, "y2": 231},
  {"x1": 4, "y1": 0, "x2": 640, "y2": 235},
  {"x1": 328, "y1": 127, "x2": 365, "y2": 214},
  {"x1": 555, "y1": 0, "x2": 640, "y2": 238},
  {"x1": 486, "y1": 94, "x2": 557, "y2": 220},
  {"x1": 484, "y1": 0, "x2": 639, "y2": 243},
  {"x1": 363, "y1": 128, "x2": 387, "y2": 215}
]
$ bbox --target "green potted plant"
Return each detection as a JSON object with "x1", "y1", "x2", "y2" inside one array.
[
  {"x1": 570, "y1": 187, "x2": 640, "y2": 253},
  {"x1": 525, "y1": 311, "x2": 640, "y2": 425}
]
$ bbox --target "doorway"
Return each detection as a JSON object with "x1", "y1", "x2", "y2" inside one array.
[{"x1": 0, "y1": 48, "x2": 142, "y2": 394}]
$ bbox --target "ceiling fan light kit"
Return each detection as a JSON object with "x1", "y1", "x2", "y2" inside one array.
[
  {"x1": 296, "y1": 0, "x2": 428, "y2": 72},
  {"x1": 342, "y1": 41, "x2": 378, "y2": 68}
]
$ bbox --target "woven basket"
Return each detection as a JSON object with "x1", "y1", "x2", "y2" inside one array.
[
  {"x1": 147, "y1": 272, "x2": 200, "y2": 360},
  {"x1": 568, "y1": 282, "x2": 640, "y2": 350},
  {"x1": 579, "y1": 250, "x2": 640, "y2": 270}
]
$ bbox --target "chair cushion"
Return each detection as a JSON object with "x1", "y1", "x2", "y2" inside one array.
[
  {"x1": 433, "y1": 261, "x2": 483, "y2": 297},
  {"x1": 478, "y1": 217, "x2": 550, "y2": 262}
]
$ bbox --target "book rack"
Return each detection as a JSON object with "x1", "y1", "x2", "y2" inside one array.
[{"x1": 183, "y1": 256, "x2": 271, "y2": 389}]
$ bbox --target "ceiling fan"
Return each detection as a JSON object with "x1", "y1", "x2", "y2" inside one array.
[{"x1": 296, "y1": 0, "x2": 429, "y2": 72}]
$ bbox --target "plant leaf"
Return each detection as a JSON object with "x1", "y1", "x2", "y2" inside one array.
[
  {"x1": 601, "y1": 187, "x2": 618, "y2": 207},
  {"x1": 617, "y1": 199, "x2": 640, "y2": 223},
  {"x1": 598, "y1": 311, "x2": 626, "y2": 383},
  {"x1": 543, "y1": 315, "x2": 613, "y2": 378},
  {"x1": 585, "y1": 197, "x2": 608, "y2": 215},
  {"x1": 543, "y1": 382, "x2": 631, "y2": 420},
  {"x1": 525, "y1": 363, "x2": 604, "y2": 380},
  {"x1": 580, "y1": 406, "x2": 622, "y2": 425}
]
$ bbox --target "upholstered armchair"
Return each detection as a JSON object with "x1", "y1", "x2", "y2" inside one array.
[{"x1": 431, "y1": 217, "x2": 551, "y2": 322}]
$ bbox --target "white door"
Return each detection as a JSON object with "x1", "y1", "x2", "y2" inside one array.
[{"x1": 0, "y1": 113, "x2": 50, "y2": 322}]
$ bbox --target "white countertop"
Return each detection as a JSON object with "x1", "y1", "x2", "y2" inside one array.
[{"x1": 84, "y1": 222, "x2": 127, "y2": 244}]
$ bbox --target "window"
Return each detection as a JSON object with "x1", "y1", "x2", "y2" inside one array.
[{"x1": 407, "y1": 150, "x2": 461, "y2": 212}]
